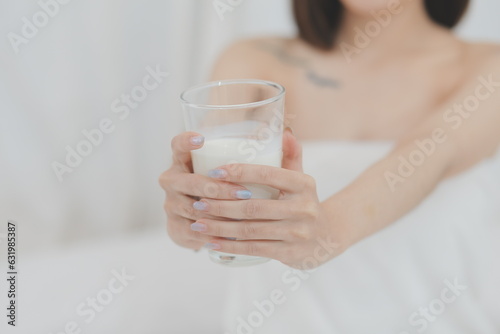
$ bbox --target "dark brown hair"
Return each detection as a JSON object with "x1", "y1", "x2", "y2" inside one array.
[{"x1": 293, "y1": 0, "x2": 470, "y2": 50}]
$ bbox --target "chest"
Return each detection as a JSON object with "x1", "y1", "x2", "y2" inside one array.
[{"x1": 278, "y1": 64, "x2": 463, "y2": 140}]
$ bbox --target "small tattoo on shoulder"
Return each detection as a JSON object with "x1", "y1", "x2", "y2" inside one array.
[
  {"x1": 256, "y1": 41, "x2": 341, "y2": 89},
  {"x1": 306, "y1": 70, "x2": 340, "y2": 88}
]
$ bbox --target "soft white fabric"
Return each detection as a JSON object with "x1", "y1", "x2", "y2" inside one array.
[
  {"x1": 1, "y1": 228, "x2": 232, "y2": 334},
  {"x1": 2, "y1": 142, "x2": 499, "y2": 334},
  {"x1": 222, "y1": 141, "x2": 500, "y2": 334}
]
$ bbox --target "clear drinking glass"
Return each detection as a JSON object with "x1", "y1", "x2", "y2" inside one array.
[{"x1": 180, "y1": 79, "x2": 285, "y2": 266}]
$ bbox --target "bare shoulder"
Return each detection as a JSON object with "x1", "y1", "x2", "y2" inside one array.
[
  {"x1": 463, "y1": 41, "x2": 500, "y2": 73},
  {"x1": 443, "y1": 41, "x2": 500, "y2": 174},
  {"x1": 210, "y1": 36, "x2": 299, "y2": 81}
]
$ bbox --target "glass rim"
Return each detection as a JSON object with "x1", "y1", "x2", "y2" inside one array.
[{"x1": 180, "y1": 79, "x2": 285, "y2": 109}]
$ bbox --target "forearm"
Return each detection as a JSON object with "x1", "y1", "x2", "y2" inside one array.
[
  {"x1": 322, "y1": 128, "x2": 457, "y2": 247},
  {"x1": 322, "y1": 61, "x2": 500, "y2": 249}
]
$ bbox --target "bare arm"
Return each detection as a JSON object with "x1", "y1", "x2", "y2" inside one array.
[{"x1": 327, "y1": 57, "x2": 500, "y2": 247}]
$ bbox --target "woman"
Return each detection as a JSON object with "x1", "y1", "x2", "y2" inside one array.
[{"x1": 160, "y1": 0, "x2": 500, "y2": 332}]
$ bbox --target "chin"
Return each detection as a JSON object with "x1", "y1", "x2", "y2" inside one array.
[{"x1": 340, "y1": 0, "x2": 402, "y2": 16}]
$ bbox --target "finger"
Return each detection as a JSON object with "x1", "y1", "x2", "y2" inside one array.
[
  {"x1": 170, "y1": 174, "x2": 253, "y2": 200},
  {"x1": 282, "y1": 127, "x2": 303, "y2": 172},
  {"x1": 191, "y1": 218, "x2": 287, "y2": 240},
  {"x1": 192, "y1": 198, "x2": 293, "y2": 220},
  {"x1": 167, "y1": 195, "x2": 220, "y2": 221},
  {"x1": 167, "y1": 214, "x2": 214, "y2": 246},
  {"x1": 171, "y1": 132, "x2": 205, "y2": 169},
  {"x1": 204, "y1": 238, "x2": 282, "y2": 258},
  {"x1": 207, "y1": 164, "x2": 315, "y2": 193}
]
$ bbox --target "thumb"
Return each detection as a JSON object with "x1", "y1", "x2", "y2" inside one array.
[
  {"x1": 171, "y1": 132, "x2": 204, "y2": 172},
  {"x1": 282, "y1": 127, "x2": 303, "y2": 172}
]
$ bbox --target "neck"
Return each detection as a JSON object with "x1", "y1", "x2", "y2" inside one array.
[{"x1": 335, "y1": 0, "x2": 449, "y2": 59}]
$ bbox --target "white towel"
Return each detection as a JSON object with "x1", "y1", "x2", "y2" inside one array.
[{"x1": 222, "y1": 141, "x2": 500, "y2": 334}]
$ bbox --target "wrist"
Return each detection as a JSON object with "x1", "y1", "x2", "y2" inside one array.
[{"x1": 321, "y1": 195, "x2": 360, "y2": 254}]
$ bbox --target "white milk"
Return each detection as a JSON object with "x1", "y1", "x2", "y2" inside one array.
[{"x1": 192, "y1": 138, "x2": 282, "y2": 199}]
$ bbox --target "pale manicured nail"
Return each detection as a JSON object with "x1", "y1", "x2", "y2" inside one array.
[
  {"x1": 235, "y1": 190, "x2": 252, "y2": 200},
  {"x1": 190, "y1": 136, "x2": 204, "y2": 146},
  {"x1": 190, "y1": 222, "x2": 207, "y2": 232},
  {"x1": 193, "y1": 201, "x2": 208, "y2": 211},
  {"x1": 208, "y1": 169, "x2": 228, "y2": 179},
  {"x1": 204, "y1": 243, "x2": 221, "y2": 250}
]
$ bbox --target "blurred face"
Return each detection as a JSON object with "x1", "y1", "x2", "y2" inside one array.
[{"x1": 339, "y1": 0, "x2": 416, "y2": 16}]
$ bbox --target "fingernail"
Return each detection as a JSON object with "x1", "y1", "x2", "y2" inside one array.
[
  {"x1": 285, "y1": 126, "x2": 294, "y2": 135},
  {"x1": 190, "y1": 222, "x2": 207, "y2": 232},
  {"x1": 204, "y1": 243, "x2": 221, "y2": 250},
  {"x1": 190, "y1": 136, "x2": 205, "y2": 146},
  {"x1": 193, "y1": 201, "x2": 208, "y2": 211},
  {"x1": 235, "y1": 190, "x2": 252, "y2": 200},
  {"x1": 208, "y1": 169, "x2": 228, "y2": 179}
]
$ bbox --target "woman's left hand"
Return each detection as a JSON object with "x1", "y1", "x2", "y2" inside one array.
[{"x1": 189, "y1": 130, "x2": 349, "y2": 269}]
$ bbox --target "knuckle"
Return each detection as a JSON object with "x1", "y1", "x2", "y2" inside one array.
[
  {"x1": 170, "y1": 134, "x2": 182, "y2": 151},
  {"x1": 166, "y1": 215, "x2": 183, "y2": 239},
  {"x1": 289, "y1": 224, "x2": 312, "y2": 241},
  {"x1": 165, "y1": 216, "x2": 175, "y2": 236},
  {"x1": 241, "y1": 223, "x2": 257, "y2": 239},
  {"x1": 210, "y1": 201, "x2": 219, "y2": 217},
  {"x1": 214, "y1": 183, "x2": 226, "y2": 199},
  {"x1": 163, "y1": 200, "x2": 172, "y2": 213},
  {"x1": 303, "y1": 174, "x2": 316, "y2": 190},
  {"x1": 289, "y1": 200, "x2": 318, "y2": 220},
  {"x1": 158, "y1": 173, "x2": 165, "y2": 188},
  {"x1": 202, "y1": 181, "x2": 221, "y2": 198},
  {"x1": 165, "y1": 215, "x2": 203, "y2": 249},
  {"x1": 181, "y1": 203, "x2": 197, "y2": 219},
  {"x1": 244, "y1": 201, "x2": 260, "y2": 218},
  {"x1": 158, "y1": 170, "x2": 174, "y2": 189},
  {"x1": 186, "y1": 175, "x2": 201, "y2": 194},
  {"x1": 187, "y1": 175, "x2": 215, "y2": 198},
  {"x1": 301, "y1": 201, "x2": 319, "y2": 220},
  {"x1": 228, "y1": 164, "x2": 244, "y2": 180},
  {"x1": 210, "y1": 223, "x2": 223, "y2": 237},
  {"x1": 206, "y1": 200, "x2": 222, "y2": 217},
  {"x1": 189, "y1": 229, "x2": 209, "y2": 242},
  {"x1": 244, "y1": 242, "x2": 259, "y2": 256},
  {"x1": 257, "y1": 167, "x2": 274, "y2": 183}
]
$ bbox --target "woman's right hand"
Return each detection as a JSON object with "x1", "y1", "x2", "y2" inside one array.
[{"x1": 158, "y1": 132, "x2": 253, "y2": 250}]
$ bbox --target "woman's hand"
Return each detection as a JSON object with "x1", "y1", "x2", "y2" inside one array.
[
  {"x1": 158, "y1": 132, "x2": 255, "y2": 250},
  {"x1": 189, "y1": 164, "x2": 348, "y2": 269},
  {"x1": 187, "y1": 131, "x2": 350, "y2": 269}
]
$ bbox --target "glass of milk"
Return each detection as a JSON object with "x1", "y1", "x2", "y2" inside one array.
[{"x1": 180, "y1": 79, "x2": 285, "y2": 266}]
